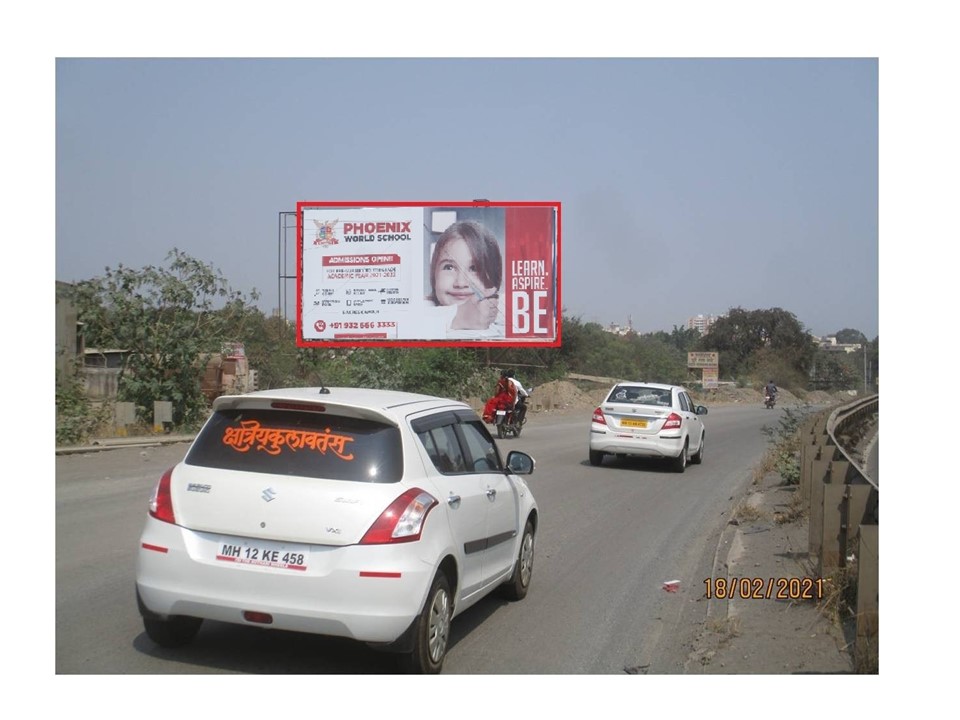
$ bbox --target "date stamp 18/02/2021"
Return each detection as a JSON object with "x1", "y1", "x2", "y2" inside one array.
[{"x1": 703, "y1": 577, "x2": 826, "y2": 601}]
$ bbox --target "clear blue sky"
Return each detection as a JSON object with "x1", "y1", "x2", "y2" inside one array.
[{"x1": 56, "y1": 57, "x2": 878, "y2": 338}]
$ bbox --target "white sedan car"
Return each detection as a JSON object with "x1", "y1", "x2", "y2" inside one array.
[
  {"x1": 589, "y1": 382, "x2": 707, "y2": 472},
  {"x1": 136, "y1": 387, "x2": 538, "y2": 673}
]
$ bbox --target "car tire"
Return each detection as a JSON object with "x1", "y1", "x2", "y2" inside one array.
[
  {"x1": 142, "y1": 615, "x2": 203, "y2": 648},
  {"x1": 500, "y1": 520, "x2": 535, "y2": 601},
  {"x1": 589, "y1": 449, "x2": 604, "y2": 466},
  {"x1": 690, "y1": 434, "x2": 704, "y2": 464},
  {"x1": 671, "y1": 441, "x2": 688, "y2": 473},
  {"x1": 400, "y1": 571, "x2": 452, "y2": 674}
]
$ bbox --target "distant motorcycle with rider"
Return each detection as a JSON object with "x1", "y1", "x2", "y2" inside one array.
[{"x1": 764, "y1": 380, "x2": 778, "y2": 409}]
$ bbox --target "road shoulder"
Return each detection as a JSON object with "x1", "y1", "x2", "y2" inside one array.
[{"x1": 684, "y1": 470, "x2": 855, "y2": 674}]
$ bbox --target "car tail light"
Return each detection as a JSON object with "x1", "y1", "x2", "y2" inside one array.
[
  {"x1": 149, "y1": 467, "x2": 176, "y2": 524},
  {"x1": 243, "y1": 611, "x2": 274, "y2": 624},
  {"x1": 360, "y1": 488, "x2": 438, "y2": 545},
  {"x1": 662, "y1": 412, "x2": 682, "y2": 430},
  {"x1": 592, "y1": 407, "x2": 607, "y2": 425}
]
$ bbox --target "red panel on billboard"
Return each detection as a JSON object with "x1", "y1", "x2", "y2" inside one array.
[{"x1": 505, "y1": 206, "x2": 556, "y2": 340}]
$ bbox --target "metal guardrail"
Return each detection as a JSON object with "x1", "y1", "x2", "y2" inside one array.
[
  {"x1": 828, "y1": 395, "x2": 879, "y2": 488},
  {"x1": 799, "y1": 394, "x2": 878, "y2": 672}
]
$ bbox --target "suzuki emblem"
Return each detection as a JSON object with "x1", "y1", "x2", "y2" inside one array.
[{"x1": 262, "y1": 488, "x2": 277, "y2": 502}]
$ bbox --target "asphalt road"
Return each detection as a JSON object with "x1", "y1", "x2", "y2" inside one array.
[{"x1": 55, "y1": 404, "x2": 777, "y2": 674}]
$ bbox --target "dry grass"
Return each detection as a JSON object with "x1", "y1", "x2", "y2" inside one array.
[
  {"x1": 856, "y1": 638, "x2": 879, "y2": 674},
  {"x1": 773, "y1": 491, "x2": 807, "y2": 525},
  {"x1": 818, "y1": 565, "x2": 858, "y2": 627},
  {"x1": 734, "y1": 502, "x2": 763, "y2": 524},
  {"x1": 705, "y1": 616, "x2": 742, "y2": 646},
  {"x1": 752, "y1": 447, "x2": 778, "y2": 485}
]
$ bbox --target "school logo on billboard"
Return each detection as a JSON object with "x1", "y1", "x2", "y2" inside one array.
[
  {"x1": 296, "y1": 201, "x2": 561, "y2": 348},
  {"x1": 313, "y1": 218, "x2": 340, "y2": 246}
]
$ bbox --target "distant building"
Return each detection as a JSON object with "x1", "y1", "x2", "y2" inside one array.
[
  {"x1": 604, "y1": 316, "x2": 634, "y2": 336},
  {"x1": 687, "y1": 314, "x2": 721, "y2": 335},
  {"x1": 816, "y1": 335, "x2": 863, "y2": 354},
  {"x1": 56, "y1": 281, "x2": 84, "y2": 377}
]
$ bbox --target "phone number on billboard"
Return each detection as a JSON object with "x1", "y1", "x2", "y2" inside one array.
[{"x1": 326, "y1": 321, "x2": 397, "y2": 330}]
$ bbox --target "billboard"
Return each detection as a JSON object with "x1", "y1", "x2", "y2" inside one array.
[{"x1": 297, "y1": 201, "x2": 561, "y2": 347}]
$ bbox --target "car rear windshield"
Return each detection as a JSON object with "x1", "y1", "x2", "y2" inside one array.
[
  {"x1": 606, "y1": 385, "x2": 672, "y2": 406},
  {"x1": 185, "y1": 408, "x2": 403, "y2": 483}
]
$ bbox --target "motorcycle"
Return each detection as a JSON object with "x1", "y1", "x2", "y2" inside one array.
[
  {"x1": 764, "y1": 393, "x2": 776, "y2": 409},
  {"x1": 495, "y1": 388, "x2": 533, "y2": 439}
]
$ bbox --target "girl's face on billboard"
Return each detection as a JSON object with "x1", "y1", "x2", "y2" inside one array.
[{"x1": 433, "y1": 237, "x2": 486, "y2": 305}]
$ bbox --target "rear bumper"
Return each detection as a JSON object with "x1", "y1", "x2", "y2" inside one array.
[
  {"x1": 136, "y1": 517, "x2": 435, "y2": 643},
  {"x1": 589, "y1": 426, "x2": 684, "y2": 459}
]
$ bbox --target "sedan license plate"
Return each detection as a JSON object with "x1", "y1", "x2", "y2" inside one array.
[
  {"x1": 620, "y1": 418, "x2": 648, "y2": 429},
  {"x1": 216, "y1": 538, "x2": 309, "y2": 571}
]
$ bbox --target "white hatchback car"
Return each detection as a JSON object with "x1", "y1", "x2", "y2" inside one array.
[
  {"x1": 589, "y1": 382, "x2": 707, "y2": 472},
  {"x1": 136, "y1": 387, "x2": 538, "y2": 673}
]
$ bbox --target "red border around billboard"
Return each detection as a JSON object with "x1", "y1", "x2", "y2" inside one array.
[{"x1": 296, "y1": 201, "x2": 562, "y2": 348}]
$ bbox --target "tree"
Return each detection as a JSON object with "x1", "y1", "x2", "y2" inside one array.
[
  {"x1": 834, "y1": 328, "x2": 868, "y2": 344},
  {"x1": 810, "y1": 350, "x2": 859, "y2": 390},
  {"x1": 651, "y1": 326, "x2": 702, "y2": 354},
  {"x1": 59, "y1": 249, "x2": 260, "y2": 426},
  {"x1": 867, "y1": 336, "x2": 879, "y2": 390},
  {"x1": 697, "y1": 307, "x2": 816, "y2": 384},
  {"x1": 625, "y1": 333, "x2": 688, "y2": 383},
  {"x1": 554, "y1": 315, "x2": 616, "y2": 376},
  {"x1": 221, "y1": 306, "x2": 302, "y2": 389}
]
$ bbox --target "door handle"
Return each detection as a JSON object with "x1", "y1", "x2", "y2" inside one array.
[
  {"x1": 447, "y1": 494, "x2": 461, "y2": 508},
  {"x1": 486, "y1": 488, "x2": 497, "y2": 499}
]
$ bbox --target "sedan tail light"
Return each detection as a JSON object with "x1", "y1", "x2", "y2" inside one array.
[
  {"x1": 592, "y1": 407, "x2": 607, "y2": 425},
  {"x1": 149, "y1": 467, "x2": 177, "y2": 524},
  {"x1": 662, "y1": 412, "x2": 682, "y2": 430},
  {"x1": 360, "y1": 488, "x2": 438, "y2": 545}
]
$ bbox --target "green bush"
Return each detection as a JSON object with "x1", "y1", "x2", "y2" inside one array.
[
  {"x1": 761, "y1": 405, "x2": 815, "y2": 485},
  {"x1": 56, "y1": 368, "x2": 109, "y2": 446},
  {"x1": 747, "y1": 347, "x2": 808, "y2": 394}
]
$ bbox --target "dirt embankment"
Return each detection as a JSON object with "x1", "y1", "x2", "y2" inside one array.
[{"x1": 525, "y1": 380, "x2": 850, "y2": 414}]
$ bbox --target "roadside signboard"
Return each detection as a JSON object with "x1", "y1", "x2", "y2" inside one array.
[
  {"x1": 687, "y1": 352, "x2": 719, "y2": 369},
  {"x1": 297, "y1": 201, "x2": 561, "y2": 348},
  {"x1": 702, "y1": 366, "x2": 719, "y2": 389}
]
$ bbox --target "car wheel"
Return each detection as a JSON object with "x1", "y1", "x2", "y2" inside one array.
[
  {"x1": 589, "y1": 449, "x2": 604, "y2": 466},
  {"x1": 500, "y1": 520, "x2": 535, "y2": 601},
  {"x1": 671, "y1": 441, "x2": 688, "y2": 473},
  {"x1": 142, "y1": 615, "x2": 202, "y2": 648},
  {"x1": 400, "y1": 572, "x2": 452, "y2": 674},
  {"x1": 690, "y1": 434, "x2": 704, "y2": 464}
]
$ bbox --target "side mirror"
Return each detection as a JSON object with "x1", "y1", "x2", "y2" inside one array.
[
  {"x1": 696, "y1": 406, "x2": 708, "y2": 415},
  {"x1": 506, "y1": 450, "x2": 535, "y2": 475}
]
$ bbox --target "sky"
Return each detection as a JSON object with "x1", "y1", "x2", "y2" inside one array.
[
  {"x1": 18, "y1": 0, "x2": 960, "y2": 712},
  {"x1": 54, "y1": 57, "x2": 878, "y2": 339}
]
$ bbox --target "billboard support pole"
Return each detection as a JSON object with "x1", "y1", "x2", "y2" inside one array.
[{"x1": 278, "y1": 210, "x2": 297, "y2": 325}]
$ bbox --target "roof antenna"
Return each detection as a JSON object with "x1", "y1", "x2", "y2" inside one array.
[{"x1": 318, "y1": 383, "x2": 330, "y2": 394}]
